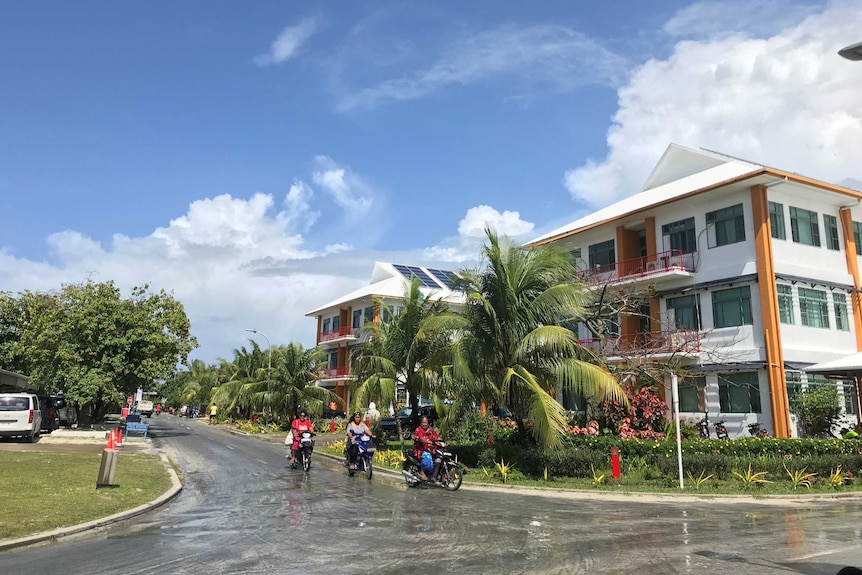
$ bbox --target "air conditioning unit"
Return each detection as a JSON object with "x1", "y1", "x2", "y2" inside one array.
[{"x1": 645, "y1": 261, "x2": 661, "y2": 272}]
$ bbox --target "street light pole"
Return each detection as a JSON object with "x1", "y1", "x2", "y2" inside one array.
[{"x1": 245, "y1": 328, "x2": 273, "y2": 376}]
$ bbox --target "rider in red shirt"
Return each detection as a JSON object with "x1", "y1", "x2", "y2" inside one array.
[
  {"x1": 289, "y1": 410, "x2": 314, "y2": 469},
  {"x1": 413, "y1": 416, "x2": 440, "y2": 481}
]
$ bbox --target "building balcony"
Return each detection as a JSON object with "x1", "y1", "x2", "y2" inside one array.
[
  {"x1": 578, "y1": 329, "x2": 701, "y2": 357},
  {"x1": 318, "y1": 366, "x2": 351, "y2": 379},
  {"x1": 319, "y1": 326, "x2": 358, "y2": 344},
  {"x1": 578, "y1": 249, "x2": 696, "y2": 286}
]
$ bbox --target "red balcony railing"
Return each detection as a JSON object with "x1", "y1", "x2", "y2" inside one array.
[
  {"x1": 578, "y1": 249, "x2": 696, "y2": 285},
  {"x1": 578, "y1": 330, "x2": 701, "y2": 356},
  {"x1": 319, "y1": 326, "x2": 357, "y2": 342},
  {"x1": 319, "y1": 366, "x2": 351, "y2": 378}
]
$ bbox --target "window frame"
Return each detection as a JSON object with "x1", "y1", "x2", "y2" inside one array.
[
  {"x1": 661, "y1": 217, "x2": 697, "y2": 253},
  {"x1": 798, "y1": 287, "x2": 829, "y2": 329},
  {"x1": 705, "y1": 203, "x2": 746, "y2": 247},
  {"x1": 718, "y1": 372, "x2": 761, "y2": 413},
  {"x1": 854, "y1": 222, "x2": 862, "y2": 256},
  {"x1": 679, "y1": 376, "x2": 705, "y2": 413},
  {"x1": 711, "y1": 286, "x2": 753, "y2": 328},
  {"x1": 834, "y1": 292, "x2": 849, "y2": 331},
  {"x1": 777, "y1": 283, "x2": 794, "y2": 325},
  {"x1": 789, "y1": 206, "x2": 821, "y2": 247},
  {"x1": 768, "y1": 201, "x2": 786, "y2": 240},
  {"x1": 666, "y1": 294, "x2": 702, "y2": 330},
  {"x1": 824, "y1": 214, "x2": 841, "y2": 251},
  {"x1": 588, "y1": 239, "x2": 616, "y2": 268}
]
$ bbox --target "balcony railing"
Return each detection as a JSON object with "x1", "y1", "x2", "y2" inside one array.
[
  {"x1": 578, "y1": 249, "x2": 696, "y2": 285},
  {"x1": 578, "y1": 330, "x2": 701, "y2": 356},
  {"x1": 319, "y1": 366, "x2": 351, "y2": 378},
  {"x1": 319, "y1": 326, "x2": 357, "y2": 342}
]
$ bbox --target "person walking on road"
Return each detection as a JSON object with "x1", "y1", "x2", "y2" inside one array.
[{"x1": 209, "y1": 404, "x2": 218, "y2": 424}]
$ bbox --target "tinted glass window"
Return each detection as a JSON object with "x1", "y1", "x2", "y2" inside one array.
[{"x1": 0, "y1": 397, "x2": 30, "y2": 410}]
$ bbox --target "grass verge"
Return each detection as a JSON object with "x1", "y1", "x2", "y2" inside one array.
[{"x1": 0, "y1": 452, "x2": 172, "y2": 540}]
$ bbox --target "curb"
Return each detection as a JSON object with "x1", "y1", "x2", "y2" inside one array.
[{"x1": 0, "y1": 452, "x2": 183, "y2": 552}]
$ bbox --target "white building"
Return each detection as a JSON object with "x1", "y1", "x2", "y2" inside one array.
[
  {"x1": 528, "y1": 144, "x2": 862, "y2": 438},
  {"x1": 305, "y1": 262, "x2": 464, "y2": 406}
]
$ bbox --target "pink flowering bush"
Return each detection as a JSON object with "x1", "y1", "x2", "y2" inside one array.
[{"x1": 598, "y1": 386, "x2": 668, "y2": 439}]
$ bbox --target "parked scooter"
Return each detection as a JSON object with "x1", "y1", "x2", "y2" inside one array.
[
  {"x1": 347, "y1": 433, "x2": 375, "y2": 480},
  {"x1": 402, "y1": 440, "x2": 463, "y2": 491},
  {"x1": 747, "y1": 422, "x2": 769, "y2": 437},
  {"x1": 713, "y1": 418, "x2": 730, "y2": 440}
]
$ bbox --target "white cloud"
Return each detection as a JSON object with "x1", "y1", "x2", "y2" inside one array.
[
  {"x1": 254, "y1": 18, "x2": 318, "y2": 67},
  {"x1": 312, "y1": 155, "x2": 375, "y2": 216},
  {"x1": 425, "y1": 205, "x2": 535, "y2": 262},
  {"x1": 565, "y1": 2, "x2": 862, "y2": 207},
  {"x1": 337, "y1": 23, "x2": 628, "y2": 112},
  {"x1": 663, "y1": 0, "x2": 822, "y2": 39}
]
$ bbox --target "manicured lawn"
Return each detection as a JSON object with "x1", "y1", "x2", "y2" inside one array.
[{"x1": 0, "y1": 452, "x2": 172, "y2": 540}]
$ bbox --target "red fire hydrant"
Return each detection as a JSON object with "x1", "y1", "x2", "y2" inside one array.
[
  {"x1": 330, "y1": 420, "x2": 336, "y2": 433},
  {"x1": 611, "y1": 446, "x2": 621, "y2": 480}
]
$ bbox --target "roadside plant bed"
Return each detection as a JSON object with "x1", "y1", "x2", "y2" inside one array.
[{"x1": 0, "y1": 452, "x2": 172, "y2": 540}]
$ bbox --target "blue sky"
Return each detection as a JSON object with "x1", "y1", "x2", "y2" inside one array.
[{"x1": 1, "y1": 1, "x2": 860, "y2": 362}]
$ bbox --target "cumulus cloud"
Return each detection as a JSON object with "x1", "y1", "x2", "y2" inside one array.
[
  {"x1": 425, "y1": 205, "x2": 535, "y2": 262},
  {"x1": 663, "y1": 0, "x2": 822, "y2": 39},
  {"x1": 254, "y1": 18, "x2": 318, "y2": 67},
  {"x1": 337, "y1": 23, "x2": 628, "y2": 112},
  {"x1": 312, "y1": 155, "x2": 375, "y2": 216},
  {"x1": 564, "y1": 1, "x2": 862, "y2": 207}
]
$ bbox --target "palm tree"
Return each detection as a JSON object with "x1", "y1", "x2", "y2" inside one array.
[
  {"x1": 179, "y1": 359, "x2": 219, "y2": 410},
  {"x1": 351, "y1": 277, "x2": 450, "y2": 438},
  {"x1": 243, "y1": 342, "x2": 339, "y2": 420},
  {"x1": 421, "y1": 228, "x2": 625, "y2": 449}
]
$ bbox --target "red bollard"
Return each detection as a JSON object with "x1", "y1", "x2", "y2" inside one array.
[
  {"x1": 330, "y1": 420, "x2": 335, "y2": 433},
  {"x1": 611, "y1": 446, "x2": 621, "y2": 479}
]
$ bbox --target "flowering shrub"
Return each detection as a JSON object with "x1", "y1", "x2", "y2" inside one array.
[
  {"x1": 566, "y1": 420, "x2": 600, "y2": 436},
  {"x1": 599, "y1": 386, "x2": 668, "y2": 438}
]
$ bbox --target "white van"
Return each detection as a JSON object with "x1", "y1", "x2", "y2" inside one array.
[{"x1": 0, "y1": 393, "x2": 42, "y2": 442}]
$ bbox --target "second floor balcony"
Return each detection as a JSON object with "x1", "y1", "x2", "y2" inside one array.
[
  {"x1": 578, "y1": 249, "x2": 696, "y2": 286},
  {"x1": 318, "y1": 366, "x2": 351, "y2": 379},
  {"x1": 319, "y1": 326, "x2": 357, "y2": 343},
  {"x1": 578, "y1": 329, "x2": 701, "y2": 358}
]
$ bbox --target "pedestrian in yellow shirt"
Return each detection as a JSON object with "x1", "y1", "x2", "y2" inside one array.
[{"x1": 209, "y1": 404, "x2": 218, "y2": 424}]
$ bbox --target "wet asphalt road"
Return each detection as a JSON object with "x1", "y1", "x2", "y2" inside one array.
[{"x1": 2, "y1": 416, "x2": 862, "y2": 575}]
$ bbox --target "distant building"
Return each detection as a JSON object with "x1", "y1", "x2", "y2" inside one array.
[
  {"x1": 528, "y1": 143, "x2": 862, "y2": 438},
  {"x1": 305, "y1": 262, "x2": 464, "y2": 406},
  {"x1": 0, "y1": 368, "x2": 35, "y2": 393}
]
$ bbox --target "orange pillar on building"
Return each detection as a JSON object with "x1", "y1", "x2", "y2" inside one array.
[
  {"x1": 750, "y1": 184, "x2": 790, "y2": 438},
  {"x1": 839, "y1": 208, "x2": 862, "y2": 351}
]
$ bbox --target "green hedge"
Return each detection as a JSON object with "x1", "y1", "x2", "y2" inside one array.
[{"x1": 451, "y1": 436, "x2": 862, "y2": 480}]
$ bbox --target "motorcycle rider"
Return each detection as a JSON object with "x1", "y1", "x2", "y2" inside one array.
[
  {"x1": 345, "y1": 411, "x2": 373, "y2": 471},
  {"x1": 289, "y1": 409, "x2": 315, "y2": 469},
  {"x1": 413, "y1": 416, "x2": 440, "y2": 483}
]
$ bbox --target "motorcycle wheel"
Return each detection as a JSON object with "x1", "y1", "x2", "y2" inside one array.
[
  {"x1": 303, "y1": 452, "x2": 311, "y2": 472},
  {"x1": 365, "y1": 458, "x2": 373, "y2": 480},
  {"x1": 404, "y1": 463, "x2": 420, "y2": 487},
  {"x1": 442, "y1": 466, "x2": 463, "y2": 491}
]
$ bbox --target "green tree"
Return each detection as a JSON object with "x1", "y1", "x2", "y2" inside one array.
[
  {"x1": 421, "y1": 229, "x2": 625, "y2": 449},
  {"x1": 21, "y1": 280, "x2": 197, "y2": 420},
  {"x1": 351, "y1": 278, "x2": 450, "y2": 438},
  {"x1": 791, "y1": 385, "x2": 842, "y2": 437}
]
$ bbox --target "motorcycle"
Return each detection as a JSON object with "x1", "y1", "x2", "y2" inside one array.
[
  {"x1": 347, "y1": 433, "x2": 375, "y2": 480},
  {"x1": 295, "y1": 431, "x2": 315, "y2": 472},
  {"x1": 402, "y1": 440, "x2": 463, "y2": 491}
]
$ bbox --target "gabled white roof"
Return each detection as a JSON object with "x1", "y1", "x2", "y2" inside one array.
[
  {"x1": 305, "y1": 262, "x2": 464, "y2": 316},
  {"x1": 804, "y1": 352, "x2": 862, "y2": 374},
  {"x1": 528, "y1": 144, "x2": 763, "y2": 245}
]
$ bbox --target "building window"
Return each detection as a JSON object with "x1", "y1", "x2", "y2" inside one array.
[
  {"x1": 679, "y1": 376, "x2": 705, "y2": 412},
  {"x1": 331, "y1": 316, "x2": 340, "y2": 330},
  {"x1": 588, "y1": 239, "x2": 615, "y2": 268},
  {"x1": 790, "y1": 207, "x2": 821, "y2": 247},
  {"x1": 824, "y1": 215, "x2": 840, "y2": 251},
  {"x1": 364, "y1": 306, "x2": 374, "y2": 322},
  {"x1": 854, "y1": 222, "x2": 862, "y2": 256},
  {"x1": 834, "y1": 292, "x2": 850, "y2": 331},
  {"x1": 666, "y1": 294, "x2": 701, "y2": 330},
  {"x1": 661, "y1": 217, "x2": 697, "y2": 253},
  {"x1": 322, "y1": 318, "x2": 331, "y2": 333},
  {"x1": 777, "y1": 284, "x2": 794, "y2": 324},
  {"x1": 562, "y1": 388, "x2": 587, "y2": 412},
  {"x1": 798, "y1": 287, "x2": 829, "y2": 328},
  {"x1": 570, "y1": 247, "x2": 583, "y2": 267},
  {"x1": 706, "y1": 204, "x2": 745, "y2": 247},
  {"x1": 841, "y1": 381, "x2": 857, "y2": 416},
  {"x1": 712, "y1": 286, "x2": 753, "y2": 328},
  {"x1": 327, "y1": 351, "x2": 338, "y2": 369},
  {"x1": 786, "y1": 371, "x2": 803, "y2": 403},
  {"x1": 768, "y1": 202, "x2": 786, "y2": 240},
  {"x1": 352, "y1": 309, "x2": 362, "y2": 329},
  {"x1": 718, "y1": 372, "x2": 761, "y2": 413}
]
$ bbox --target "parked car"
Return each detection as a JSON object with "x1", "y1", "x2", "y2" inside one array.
[
  {"x1": 0, "y1": 393, "x2": 42, "y2": 442},
  {"x1": 379, "y1": 405, "x2": 437, "y2": 439},
  {"x1": 51, "y1": 395, "x2": 78, "y2": 428},
  {"x1": 37, "y1": 395, "x2": 58, "y2": 432}
]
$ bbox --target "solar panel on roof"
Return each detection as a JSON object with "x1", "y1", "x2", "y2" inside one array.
[
  {"x1": 392, "y1": 264, "x2": 439, "y2": 288},
  {"x1": 426, "y1": 268, "x2": 461, "y2": 289}
]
